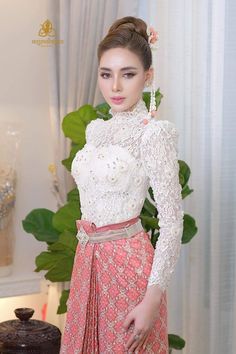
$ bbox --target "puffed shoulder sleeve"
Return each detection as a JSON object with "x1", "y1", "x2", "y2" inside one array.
[
  {"x1": 140, "y1": 119, "x2": 184, "y2": 292},
  {"x1": 85, "y1": 118, "x2": 104, "y2": 144},
  {"x1": 85, "y1": 119, "x2": 96, "y2": 143}
]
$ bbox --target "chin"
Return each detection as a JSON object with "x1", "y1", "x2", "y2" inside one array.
[
  {"x1": 109, "y1": 100, "x2": 134, "y2": 112},
  {"x1": 111, "y1": 104, "x2": 126, "y2": 111},
  {"x1": 109, "y1": 101, "x2": 126, "y2": 110}
]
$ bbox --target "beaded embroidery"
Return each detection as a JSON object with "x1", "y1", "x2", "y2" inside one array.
[{"x1": 71, "y1": 97, "x2": 184, "y2": 290}]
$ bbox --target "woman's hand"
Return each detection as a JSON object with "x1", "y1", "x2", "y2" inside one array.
[{"x1": 123, "y1": 288, "x2": 162, "y2": 353}]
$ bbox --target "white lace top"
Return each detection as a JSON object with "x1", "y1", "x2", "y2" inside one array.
[{"x1": 71, "y1": 97, "x2": 184, "y2": 291}]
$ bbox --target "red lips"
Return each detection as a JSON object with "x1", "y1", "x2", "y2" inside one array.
[{"x1": 111, "y1": 97, "x2": 125, "y2": 104}]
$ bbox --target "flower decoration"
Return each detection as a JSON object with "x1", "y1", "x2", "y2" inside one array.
[{"x1": 146, "y1": 25, "x2": 159, "y2": 50}]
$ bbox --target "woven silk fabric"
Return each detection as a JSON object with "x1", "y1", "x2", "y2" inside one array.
[
  {"x1": 59, "y1": 230, "x2": 168, "y2": 353},
  {"x1": 70, "y1": 98, "x2": 184, "y2": 290}
]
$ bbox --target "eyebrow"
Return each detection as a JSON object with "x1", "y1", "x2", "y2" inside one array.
[{"x1": 99, "y1": 66, "x2": 138, "y2": 71}]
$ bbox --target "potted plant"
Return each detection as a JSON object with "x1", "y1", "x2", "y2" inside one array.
[{"x1": 22, "y1": 90, "x2": 197, "y2": 352}]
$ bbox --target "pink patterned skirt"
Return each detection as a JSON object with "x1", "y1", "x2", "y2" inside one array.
[{"x1": 59, "y1": 217, "x2": 168, "y2": 354}]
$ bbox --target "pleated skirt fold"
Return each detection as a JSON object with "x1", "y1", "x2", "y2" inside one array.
[{"x1": 59, "y1": 229, "x2": 169, "y2": 354}]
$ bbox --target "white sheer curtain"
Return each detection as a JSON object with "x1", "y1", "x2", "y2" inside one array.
[{"x1": 138, "y1": 0, "x2": 236, "y2": 353}]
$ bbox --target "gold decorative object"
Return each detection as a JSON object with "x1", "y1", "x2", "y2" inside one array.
[{"x1": 0, "y1": 122, "x2": 20, "y2": 277}]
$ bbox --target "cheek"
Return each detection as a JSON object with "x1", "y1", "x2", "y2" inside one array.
[
  {"x1": 98, "y1": 77, "x2": 108, "y2": 93},
  {"x1": 128, "y1": 77, "x2": 145, "y2": 91}
]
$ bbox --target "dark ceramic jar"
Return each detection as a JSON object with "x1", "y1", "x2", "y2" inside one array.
[{"x1": 0, "y1": 308, "x2": 61, "y2": 353}]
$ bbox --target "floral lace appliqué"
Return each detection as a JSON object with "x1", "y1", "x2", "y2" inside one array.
[
  {"x1": 140, "y1": 120, "x2": 184, "y2": 290},
  {"x1": 71, "y1": 98, "x2": 184, "y2": 291}
]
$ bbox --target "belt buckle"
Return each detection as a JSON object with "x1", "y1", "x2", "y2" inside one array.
[
  {"x1": 76, "y1": 225, "x2": 89, "y2": 248},
  {"x1": 124, "y1": 222, "x2": 140, "y2": 238},
  {"x1": 124, "y1": 225, "x2": 132, "y2": 237}
]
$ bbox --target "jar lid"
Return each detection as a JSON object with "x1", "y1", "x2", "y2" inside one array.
[{"x1": 0, "y1": 308, "x2": 61, "y2": 352}]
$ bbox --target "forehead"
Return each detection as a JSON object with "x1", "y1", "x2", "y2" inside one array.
[{"x1": 99, "y1": 47, "x2": 142, "y2": 70}]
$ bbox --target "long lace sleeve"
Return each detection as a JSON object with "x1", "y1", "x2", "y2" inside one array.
[{"x1": 140, "y1": 120, "x2": 184, "y2": 292}]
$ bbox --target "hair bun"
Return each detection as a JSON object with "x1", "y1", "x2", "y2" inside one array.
[
  {"x1": 108, "y1": 16, "x2": 148, "y2": 43},
  {"x1": 97, "y1": 16, "x2": 152, "y2": 70}
]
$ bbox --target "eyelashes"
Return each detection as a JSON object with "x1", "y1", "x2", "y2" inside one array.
[{"x1": 100, "y1": 73, "x2": 136, "y2": 79}]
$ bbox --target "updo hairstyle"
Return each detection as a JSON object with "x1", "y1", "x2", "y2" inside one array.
[{"x1": 97, "y1": 16, "x2": 152, "y2": 71}]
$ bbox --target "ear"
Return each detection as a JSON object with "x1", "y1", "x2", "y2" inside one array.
[{"x1": 144, "y1": 66, "x2": 154, "y2": 85}]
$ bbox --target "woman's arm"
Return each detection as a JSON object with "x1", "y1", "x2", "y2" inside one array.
[
  {"x1": 140, "y1": 119, "x2": 184, "y2": 299},
  {"x1": 124, "y1": 119, "x2": 184, "y2": 352}
]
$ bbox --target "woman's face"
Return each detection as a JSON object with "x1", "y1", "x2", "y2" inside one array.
[{"x1": 98, "y1": 47, "x2": 153, "y2": 113}]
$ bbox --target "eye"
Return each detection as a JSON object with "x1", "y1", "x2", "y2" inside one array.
[
  {"x1": 124, "y1": 73, "x2": 136, "y2": 78},
  {"x1": 100, "y1": 73, "x2": 110, "y2": 79}
]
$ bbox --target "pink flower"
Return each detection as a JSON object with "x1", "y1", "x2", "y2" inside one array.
[
  {"x1": 147, "y1": 26, "x2": 159, "y2": 46},
  {"x1": 148, "y1": 27, "x2": 159, "y2": 44}
]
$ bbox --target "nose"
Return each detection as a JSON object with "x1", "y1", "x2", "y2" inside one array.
[{"x1": 112, "y1": 76, "x2": 122, "y2": 92}]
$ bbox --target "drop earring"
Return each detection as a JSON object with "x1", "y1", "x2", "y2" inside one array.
[
  {"x1": 143, "y1": 76, "x2": 157, "y2": 125},
  {"x1": 147, "y1": 25, "x2": 159, "y2": 119},
  {"x1": 148, "y1": 76, "x2": 157, "y2": 118},
  {"x1": 143, "y1": 24, "x2": 159, "y2": 125}
]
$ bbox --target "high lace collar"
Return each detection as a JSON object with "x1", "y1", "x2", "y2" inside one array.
[{"x1": 108, "y1": 97, "x2": 149, "y2": 120}]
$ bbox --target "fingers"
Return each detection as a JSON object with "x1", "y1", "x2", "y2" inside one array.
[
  {"x1": 132, "y1": 330, "x2": 151, "y2": 353},
  {"x1": 142, "y1": 332, "x2": 151, "y2": 350},
  {"x1": 135, "y1": 332, "x2": 149, "y2": 352},
  {"x1": 125, "y1": 330, "x2": 142, "y2": 352},
  {"x1": 126, "y1": 330, "x2": 147, "y2": 353},
  {"x1": 130, "y1": 332, "x2": 151, "y2": 353}
]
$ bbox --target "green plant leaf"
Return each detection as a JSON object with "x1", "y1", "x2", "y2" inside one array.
[
  {"x1": 57, "y1": 289, "x2": 70, "y2": 314},
  {"x1": 168, "y1": 334, "x2": 185, "y2": 349},
  {"x1": 142, "y1": 89, "x2": 163, "y2": 110},
  {"x1": 142, "y1": 198, "x2": 157, "y2": 217},
  {"x1": 62, "y1": 111, "x2": 86, "y2": 146},
  {"x1": 45, "y1": 255, "x2": 74, "y2": 282},
  {"x1": 150, "y1": 232, "x2": 160, "y2": 248},
  {"x1": 62, "y1": 104, "x2": 96, "y2": 146},
  {"x1": 179, "y1": 160, "x2": 191, "y2": 187},
  {"x1": 139, "y1": 214, "x2": 159, "y2": 229},
  {"x1": 48, "y1": 230, "x2": 78, "y2": 253},
  {"x1": 181, "y1": 184, "x2": 194, "y2": 199},
  {"x1": 35, "y1": 251, "x2": 69, "y2": 272},
  {"x1": 52, "y1": 201, "x2": 81, "y2": 233},
  {"x1": 182, "y1": 214, "x2": 198, "y2": 244},
  {"x1": 22, "y1": 209, "x2": 60, "y2": 243},
  {"x1": 67, "y1": 188, "x2": 80, "y2": 203},
  {"x1": 148, "y1": 186, "x2": 155, "y2": 201},
  {"x1": 77, "y1": 104, "x2": 97, "y2": 124},
  {"x1": 140, "y1": 218, "x2": 151, "y2": 233},
  {"x1": 95, "y1": 102, "x2": 112, "y2": 120},
  {"x1": 62, "y1": 144, "x2": 80, "y2": 172}
]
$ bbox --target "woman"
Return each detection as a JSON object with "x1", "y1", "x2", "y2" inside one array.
[{"x1": 60, "y1": 16, "x2": 184, "y2": 354}]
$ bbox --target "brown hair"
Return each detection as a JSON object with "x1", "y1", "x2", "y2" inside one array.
[{"x1": 97, "y1": 16, "x2": 152, "y2": 71}]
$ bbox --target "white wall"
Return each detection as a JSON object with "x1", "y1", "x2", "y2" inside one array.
[
  {"x1": 0, "y1": 292, "x2": 48, "y2": 322},
  {"x1": 0, "y1": 0, "x2": 57, "y2": 321}
]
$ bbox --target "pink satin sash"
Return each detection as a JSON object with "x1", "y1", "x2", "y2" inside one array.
[{"x1": 76, "y1": 216, "x2": 140, "y2": 235}]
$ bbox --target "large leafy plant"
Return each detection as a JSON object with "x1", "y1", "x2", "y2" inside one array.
[{"x1": 22, "y1": 90, "x2": 197, "y2": 352}]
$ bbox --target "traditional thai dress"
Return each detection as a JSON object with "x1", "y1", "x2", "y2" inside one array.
[{"x1": 59, "y1": 97, "x2": 184, "y2": 354}]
